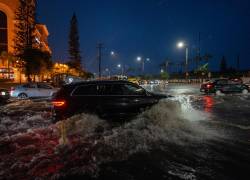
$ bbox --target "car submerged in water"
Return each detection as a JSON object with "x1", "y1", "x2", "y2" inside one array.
[
  {"x1": 52, "y1": 80, "x2": 168, "y2": 122},
  {"x1": 200, "y1": 78, "x2": 249, "y2": 95}
]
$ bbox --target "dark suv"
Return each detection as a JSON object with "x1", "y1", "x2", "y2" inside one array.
[
  {"x1": 200, "y1": 78, "x2": 249, "y2": 95},
  {"x1": 52, "y1": 80, "x2": 167, "y2": 121}
]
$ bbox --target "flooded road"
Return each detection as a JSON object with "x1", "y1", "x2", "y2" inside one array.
[{"x1": 0, "y1": 84, "x2": 250, "y2": 179}]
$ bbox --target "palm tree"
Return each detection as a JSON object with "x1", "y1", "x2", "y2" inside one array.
[{"x1": 202, "y1": 53, "x2": 213, "y2": 71}]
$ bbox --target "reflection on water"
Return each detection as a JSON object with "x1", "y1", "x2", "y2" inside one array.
[{"x1": 203, "y1": 96, "x2": 214, "y2": 113}]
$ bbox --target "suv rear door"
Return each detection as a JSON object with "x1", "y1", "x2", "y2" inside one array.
[
  {"x1": 70, "y1": 84, "x2": 99, "y2": 114},
  {"x1": 99, "y1": 83, "x2": 155, "y2": 116},
  {"x1": 215, "y1": 79, "x2": 230, "y2": 92}
]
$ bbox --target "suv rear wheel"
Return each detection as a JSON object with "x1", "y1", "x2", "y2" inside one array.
[{"x1": 215, "y1": 90, "x2": 222, "y2": 95}]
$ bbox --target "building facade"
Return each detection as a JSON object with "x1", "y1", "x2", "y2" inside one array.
[
  {"x1": 0, "y1": 0, "x2": 51, "y2": 81},
  {"x1": 0, "y1": 0, "x2": 19, "y2": 54}
]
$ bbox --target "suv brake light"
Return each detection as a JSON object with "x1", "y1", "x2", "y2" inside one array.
[
  {"x1": 52, "y1": 100, "x2": 66, "y2": 107},
  {"x1": 206, "y1": 84, "x2": 213, "y2": 88}
]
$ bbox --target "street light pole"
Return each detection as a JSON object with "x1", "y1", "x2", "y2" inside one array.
[
  {"x1": 97, "y1": 43, "x2": 103, "y2": 78},
  {"x1": 142, "y1": 59, "x2": 144, "y2": 73},
  {"x1": 137, "y1": 57, "x2": 150, "y2": 74},
  {"x1": 117, "y1": 64, "x2": 124, "y2": 76},
  {"x1": 177, "y1": 41, "x2": 189, "y2": 80},
  {"x1": 185, "y1": 47, "x2": 189, "y2": 79}
]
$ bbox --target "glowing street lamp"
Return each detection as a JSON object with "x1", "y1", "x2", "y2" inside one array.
[
  {"x1": 137, "y1": 56, "x2": 142, "y2": 62},
  {"x1": 177, "y1": 42, "x2": 184, "y2": 48},
  {"x1": 105, "y1": 68, "x2": 110, "y2": 78},
  {"x1": 177, "y1": 41, "x2": 189, "y2": 79},
  {"x1": 136, "y1": 56, "x2": 150, "y2": 74},
  {"x1": 117, "y1": 64, "x2": 124, "y2": 75},
  {"x1": 110, "y1": 51, "x2": 115, "y2": 56}
]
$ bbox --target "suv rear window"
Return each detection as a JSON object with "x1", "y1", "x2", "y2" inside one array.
[
  {"x1": 122, "y1": 84, "x2": 146, "y2": 95},
  {"x1": 216, "y1": 80, "x2": 228, "y2": 85},
  {"x1": 72, "y1": 84, "x2": 98, "y2": 95},
  {"x1": 99, "y1": 83, "x2": 145, "y2": 96}
]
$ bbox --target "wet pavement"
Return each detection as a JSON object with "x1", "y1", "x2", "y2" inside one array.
[{"x1": 0, "y1": 84, "x2": 250, "y2": 179}]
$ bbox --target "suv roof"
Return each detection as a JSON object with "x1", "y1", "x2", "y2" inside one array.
[{"x1": 64, "y1": 80, "x2": 131, "y2": 87}]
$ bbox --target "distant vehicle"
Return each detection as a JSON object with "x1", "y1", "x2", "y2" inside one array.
[
  {"x1": 244, "y1": 81, "x2": 250, "y2": 89},
  {"x1": 200, "y1": 78, "x2": 249, "y2": 95},
  {"x1": 138, "y1": 80, "x2": 148, "y2": 85},
  {"x1": 52, "y1": 80, "x2": 168, "y2": 122},
  {"x1": 110, "y1": 75, "x2": 128, "y2": 81},
  {"x1": 0, "y1": 88, "x2": 10, "y2": 104},
  {"x1": 10, "y1": 83, "x2": 59, "y2": 99},
  {"x1": 128, "y1": 77, "x2": 139, "y2": 85},
  {"x1": 146, "y1": 80, "x2": 161, "y2": 85}
]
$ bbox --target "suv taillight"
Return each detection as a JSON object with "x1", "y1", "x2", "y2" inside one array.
[
  {"x1": 206, "y1": 84, "x2": 213, "y2": 89},
  {"x1": 52, "y1": 100, "x2": 66, "y2": 107}
]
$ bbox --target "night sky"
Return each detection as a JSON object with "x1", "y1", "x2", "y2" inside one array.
[{"x1": 37, "y1": 0, "x2": 250, "y2": 75}]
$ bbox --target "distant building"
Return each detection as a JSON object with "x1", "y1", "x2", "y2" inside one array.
[
  {"x1": 34, "y1": 24, "x2": 52, "y2": 54},
  {"x1": 0, "y1": 0, "x2": 51, "y2": 81}
]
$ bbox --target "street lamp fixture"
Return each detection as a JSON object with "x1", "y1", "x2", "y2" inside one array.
[
  {"x1": 177, "y1": 42, "x2": 184, "y2": 48},
  {"x1": 137, "y1": 56, "x2": 142, "y2": 62},
  {"x1": 110, "y1": 51, "x2": 115, "y2": 56},
  {"x1": 117, "y1": 64, "x2": 124, "y2": 75},
  {"x1": 105, "y1": 68, "x2": 111, "y2": 78},
  {"x1": 136, "y1": 56, "x2": 150, "y2": 74}
]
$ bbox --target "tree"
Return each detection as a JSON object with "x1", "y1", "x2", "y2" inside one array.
[
  {"x1": 68, "y1": 13, "x2": 82, "y2": 71},
  {"x1": 14, "y1": 0, "x2": 36, "y2": 57},
  {"x1": 159, "y1": 59, "x2": 170, "y2": 72},
  {"x1": 22, "y1": 47, "x2": 52, "y2": 81},
  {"x1": 160, "y1": 71, "x2": 169, "y2": 80},
  {"x1": 201, "y1": 53, "x2": 212, "y2": 73},
  {"x1": 220, "y1": 56, "x2": 227, "y2": 73},
  {"x1": 203, "y1": 54, "x2": 213, "y2": 62}
]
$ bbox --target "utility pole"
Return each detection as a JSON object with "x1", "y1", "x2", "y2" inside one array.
[
  {"x1": 165, "y1": 60, "x2": 169, "y2": 72},
  {"x1": 97, "y1": 43, "x2": 103, "y2": 78},
  {"x1": 237, "y1": 55, "x2": 240, "y2": 71},
  {"x1": 196, "y1": 32, "x2": 201, "y2": 70}
]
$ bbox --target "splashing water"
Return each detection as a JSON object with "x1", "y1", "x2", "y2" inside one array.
[{"x1": 62, "y1": 97, "x2": 217, "y2": 157}]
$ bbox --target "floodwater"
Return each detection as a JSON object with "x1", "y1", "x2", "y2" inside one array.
[{"x1": 0, "y1": 84, "x2": 250, "y2": 179}]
